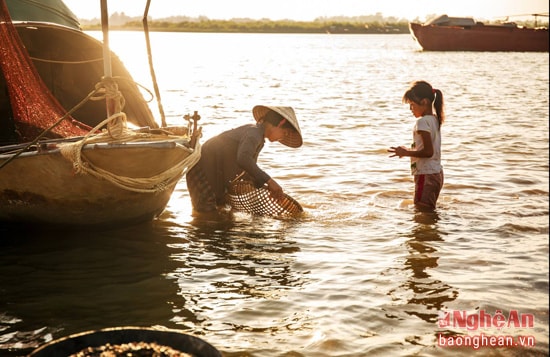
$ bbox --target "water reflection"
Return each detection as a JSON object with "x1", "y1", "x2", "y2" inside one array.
[
  {"x1": 0, "y1": 212, "x2": 307, "y2": 355},
  {"x1": 388, "y1": 211, "x2": 458, "y2": 324},
  {"x1": 165, "y1": 215, "x2": 306, "y2": 335},
  {"x1": 0, "y1": 222, "x2": 184, "y2": 355}
]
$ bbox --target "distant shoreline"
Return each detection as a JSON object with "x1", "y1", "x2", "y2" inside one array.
[
  {"x1": 83, "y1": 27, "x2": 410, "y2": 34},
  {"x1": 81, "y1": 19, "x2": 411, "y2": 34},
  {"x1": 80, "y1": 15, "x2": 546, "y2": 34}
]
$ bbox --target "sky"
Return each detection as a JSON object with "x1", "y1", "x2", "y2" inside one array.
[{"x1": 63, "y1": 0, "x2": 549, "y2": 22}]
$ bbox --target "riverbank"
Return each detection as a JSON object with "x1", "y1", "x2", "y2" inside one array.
[
  {"x1": 81, "y1": 13, "x2": 547, "y2": 35},
  {"x1": 82, "y1": 19, "x2": 410, "y2": 34}
]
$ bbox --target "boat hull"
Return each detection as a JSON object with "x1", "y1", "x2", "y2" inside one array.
[
  {"x1": 0, "y1": 138, "x2": 194, "y2": 227},
  {"x1": 409, "y1": 22, "x2": 549, "y2": 52},
  {"x1": 1, "y1": 1, "x2": 201, "y2": 228}
]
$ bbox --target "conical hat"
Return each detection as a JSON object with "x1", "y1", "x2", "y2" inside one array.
[{"x1": 252, "y1": 105, "x2": 302, "y2": 148}]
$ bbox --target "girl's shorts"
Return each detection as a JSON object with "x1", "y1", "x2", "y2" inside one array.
[{"x1": 414, "y1": 170, "x2": 444, "y2": 210}]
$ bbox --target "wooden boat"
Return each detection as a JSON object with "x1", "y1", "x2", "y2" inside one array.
[
  {"x1": 409, "y1": 14, "x2": 549, "y2": 52},
  {"x1": 0, "y1": 0, "x2": 201, "y2": 227}
]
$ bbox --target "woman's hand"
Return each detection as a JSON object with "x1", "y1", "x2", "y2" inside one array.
[{"x1": 266, "y1": 178, "x2": 284, "y2": 200}]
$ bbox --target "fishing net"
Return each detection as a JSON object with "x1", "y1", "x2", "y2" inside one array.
[
  {"x1": 0, "y1": 0, "x2": 91, "y2": 142},
  {"x1": 227, "y1": 179, "x2": 303, "y2": 217}
]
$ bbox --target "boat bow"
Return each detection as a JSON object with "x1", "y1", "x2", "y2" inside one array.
[{"x1": 0, "y1": 0, "x2": 202, "y2": 227}]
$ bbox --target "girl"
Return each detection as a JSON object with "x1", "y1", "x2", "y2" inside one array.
[
  {"x1": 388, "y1": 81, "x2": 445, "y2": 211},
  {"x1": 186, "y1": 105, "x2": 302, "y2": 214}
]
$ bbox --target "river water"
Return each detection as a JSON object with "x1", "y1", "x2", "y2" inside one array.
[{"x1": 1, "y1": 32, "x2": 548, "y2": 356}]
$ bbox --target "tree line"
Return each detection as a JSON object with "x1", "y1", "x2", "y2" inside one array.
[
  {"x1": 80, "y1": 13, "x2": 548, "y2": 34},
  {"x1": 83, "y1": 18, "x2": 409, "y2": 34}
]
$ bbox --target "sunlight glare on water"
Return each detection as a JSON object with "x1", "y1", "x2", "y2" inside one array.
[{"x1": 1, "y1": 32, "x2": 548, "y2": 357}]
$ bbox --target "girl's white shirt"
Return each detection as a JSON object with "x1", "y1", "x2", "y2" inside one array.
[{"x1": 410, "y1": 114, "x2": 442, "y2": 175}]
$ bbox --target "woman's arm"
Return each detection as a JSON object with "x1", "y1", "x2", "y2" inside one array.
[
  {"x1": 236, "y1": 131, "x2": 271, "y2": 186},
  {"x1": 266, "y1": 178, "x2": 284, "y2": 199}
]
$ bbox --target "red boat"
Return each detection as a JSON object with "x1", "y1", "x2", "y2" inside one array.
[{"x1": 409, "y1": 14, "x2": 549, "y2": 52}]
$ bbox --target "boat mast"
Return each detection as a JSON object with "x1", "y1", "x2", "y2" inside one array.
[
  {"x1": 100, "y1": 0, "x2": 119, "y2": 120},
  {"x1": 143, "y1": 0, "x2": 167, "y2": 127},
  {"x1": 100, "y1": 0, "x2": 112, "y2": 79}
]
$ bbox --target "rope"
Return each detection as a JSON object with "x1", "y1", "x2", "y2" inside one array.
[
  {"x1": 60, "y1": 138, "x2": 201, "y2": 193},
  {"x1": 59, "y1": 79, "x2": 202, "y2": 193},
  {"x1": 29, "y1": 56, "x2": 103, "y2": 65}
]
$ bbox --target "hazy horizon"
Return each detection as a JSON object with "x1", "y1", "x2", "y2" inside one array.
[{"x1": 63, "y1": 0, "x2": 549, "y2": 23}]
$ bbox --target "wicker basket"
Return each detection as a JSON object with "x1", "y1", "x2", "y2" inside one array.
[
  {"x1": 29, "y1": 326, "x2": 221, "y2": 357},
  {"x1": 227, "y1": 180, "x2": 303, "y2": 217}
]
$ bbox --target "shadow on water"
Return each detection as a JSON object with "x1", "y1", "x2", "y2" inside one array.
[
  {"x1": 0, "y1": 221, "x2": 185, "y2": 356},
  {"x1": 387, "y1": 210, "x2": 458, "y2": 324},
  {"x1": 0, "y1": 212, "x2": 306, "y2": 356}
]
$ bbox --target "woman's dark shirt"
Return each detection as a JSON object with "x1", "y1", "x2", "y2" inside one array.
[{"x1": 197, "y1": 123, "x2": 270, "y2": 203}]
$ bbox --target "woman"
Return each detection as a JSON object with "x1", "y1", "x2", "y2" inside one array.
[{"x1": 186, "y1": 105, "x2": 302, "y2": 214}]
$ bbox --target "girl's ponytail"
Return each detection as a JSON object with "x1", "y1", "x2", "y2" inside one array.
[{"x1": 433, "y1": 88, "x2": 445, "y2": 128}]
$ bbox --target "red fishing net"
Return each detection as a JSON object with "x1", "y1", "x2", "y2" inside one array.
[{"x1": 0, "y1": 0, "x2": 91, "y2": 142}]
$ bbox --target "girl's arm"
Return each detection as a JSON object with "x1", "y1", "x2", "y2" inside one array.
[{"x1": 389, "y1": 130, "x2": 434, "y2": 158}]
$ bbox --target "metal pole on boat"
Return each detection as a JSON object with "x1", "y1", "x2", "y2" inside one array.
[
  {"x1": 100, "y1": 0, "x2": 118, "y2": 119},
  {"x1": 143, "y1": 0, "x2": 167, "y2": 127},
  {"x1": 100, "y1": 0, "x2": 112, "y2": 78}
]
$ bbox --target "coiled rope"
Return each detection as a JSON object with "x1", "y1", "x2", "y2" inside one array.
[{"x1": 59, "y1": 78, "x2": 201, "y2": 193}]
